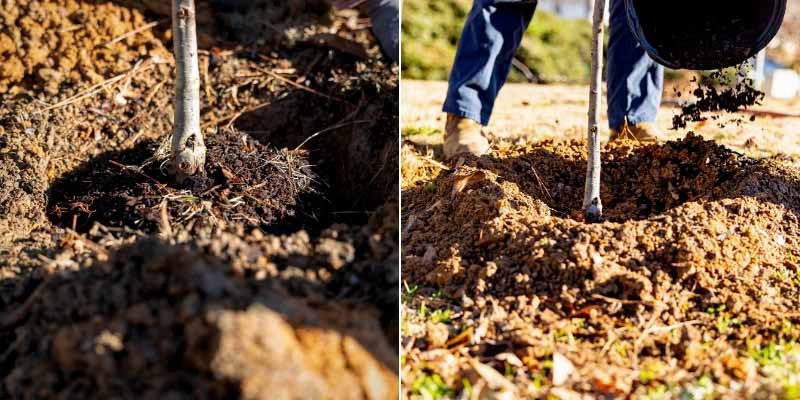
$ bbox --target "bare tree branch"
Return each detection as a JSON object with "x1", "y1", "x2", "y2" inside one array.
[
  {"x1": 171, "y1": 0, "x2": 206, "y2": 180},
  {"x1": 583, "y1": 0, "x2": 606, "y2": 222}
]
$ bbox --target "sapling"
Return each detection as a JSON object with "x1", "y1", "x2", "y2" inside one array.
[
  {"x1": 171, "y1": 0, "x2": 206, "y2": 180},
  {"x1": 583, "y1": 0, "x2": 606, "y2": 223}
]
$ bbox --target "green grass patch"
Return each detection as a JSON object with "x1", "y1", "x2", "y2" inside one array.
[
  {"x1": 429, "y1": 308, "x2": 453, "y2": 324},
  {"x1": 418, "y1": 302, "x2": 453, "y2": 324},
  {"x1": 639, "y1": 361, "x2": 662, "y2": 384},
  {"x1": 412, "y1": 373, "x2": 455, "y2": 399},
  {"x1": 641, "y1": 384, "x2": 671, "y2": 400},
  {"x1": 748, "y1": 341, "x2": 798, "y2": 367},
  {"x1": 706, "y1": 305, "x2": 741, "y2": 335},
  {"x1": 402, "y1": 125, "x2": 442, "y2": 138},
  {"x1": 462, "y1": 378, "x2": 473, "y2": 397},
  {"x1": 531, "y1": 372, "x2": 547, "y2": 391},
  {"x1": 746, "y1": 342, "x2": 800, "y2": 399},
  {"x1": 403, "y1": 281, "x2": 421, "y2": 303},
  {"x1": 681, "y1": 374, "x2": 716, "y2": 399}
]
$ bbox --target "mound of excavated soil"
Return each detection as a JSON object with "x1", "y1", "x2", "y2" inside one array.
[
  {"x1": 2, "y1": 227, "x2": 397, "y2": 399},
  {"x1": 0, "y1": 0, "x2": 170, "y2": 94},
  {"x1": 401, "y1": 133, "x2": 800, "y2": 397},
  {"x1": 460, "y1": 132, "x2": 766, "y2": 222},
  {"x1": 47, "y1": 129, "x2": 316, "y2": 234},
  {"x1": 0, "y1": 0, "x2": 378, "y2": 96}
]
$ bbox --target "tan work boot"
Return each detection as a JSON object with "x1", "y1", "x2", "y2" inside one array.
[
  {"x1": 609, "y1": 122, "x2": 663, "y2": 143},
  {"x1": 443, "y1": 114, "x2": 490, "y2": 159}
]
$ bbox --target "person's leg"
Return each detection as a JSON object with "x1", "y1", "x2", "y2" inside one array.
[
  {"x1": 365, "y1": 0, "x2": 399, "y2": 63},
  {"x1": 606, "y1": 0, "x2": 664, "y2": 132},
  {"x1": 442, "y1": 0, "x2": 537, "y2": 126}
]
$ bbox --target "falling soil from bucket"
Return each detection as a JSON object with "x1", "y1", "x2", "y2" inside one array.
[{"x1": 672, "y1": 70, "x2": 765, "y2": 130}]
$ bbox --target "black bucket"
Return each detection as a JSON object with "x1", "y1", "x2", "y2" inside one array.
[{"x1": 625, "y1": 0, "x2": 786, "y2": 70}]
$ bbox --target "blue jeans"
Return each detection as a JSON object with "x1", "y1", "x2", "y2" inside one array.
[
  {"x1": 443, "y1": 0, "x2": 664, "y2": 129},
  {"x1": 366, "y1": 0, "x2": 399, "y2": 63}
]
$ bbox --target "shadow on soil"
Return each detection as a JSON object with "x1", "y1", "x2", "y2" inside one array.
[
  {"x1": 27, "y1": 53, "x2": 398, "y2": 400},
  {"x1": 44, "y1": 138, "x2": 322, "y2": 235},
  {"x1": 110, "y1": 0, "x2": 367, "y2": 55},
  {"x1": 45, "y1": 82, "x2": 398, "y2": 235},
  {"x1": 233, "y1": 87, "x2": 399, "y2": 212}
]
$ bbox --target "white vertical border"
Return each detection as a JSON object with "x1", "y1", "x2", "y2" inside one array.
[{"x1": 396, "y1": 1, "x2": 404, "y2": 398}]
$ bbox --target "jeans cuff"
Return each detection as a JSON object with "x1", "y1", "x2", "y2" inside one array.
[
  {"x1": 609, "y1": 115, "x2": 656, "y2": 130},
  {"x1": 441, "y1": 104, "x2": 490, "y2": 126}
]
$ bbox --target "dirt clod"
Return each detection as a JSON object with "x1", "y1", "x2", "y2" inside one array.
[{"x1": 0, "y1": 154, "x2": 46, "y2": 243}]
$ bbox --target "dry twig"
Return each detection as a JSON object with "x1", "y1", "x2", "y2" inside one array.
[{"x1": 103, "y1": 20, "x2": 163, "y2": 47}]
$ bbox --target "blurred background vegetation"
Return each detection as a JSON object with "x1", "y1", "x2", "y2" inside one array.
[
  {"x1": 402, "y1": 0, "x2": 594, "y2": 84},
  {"x1": 401, "y1": 0, "x2": 800, "y2": 85}
]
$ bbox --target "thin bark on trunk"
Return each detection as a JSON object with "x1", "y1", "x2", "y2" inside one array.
[
  {"x1": 171, "y1": 0, "x2": 206, "y2": 180},
  {"x1": 583, "y1": 0, "x2": 606, "y2": 222}
]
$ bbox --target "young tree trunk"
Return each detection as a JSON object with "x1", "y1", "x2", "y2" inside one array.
[
  {"x1": 583, "y1": 0, "x2": 606, "y2": 222},
  {"x1": 171, "y1": 0, "x2": 206, "y2": 180}
]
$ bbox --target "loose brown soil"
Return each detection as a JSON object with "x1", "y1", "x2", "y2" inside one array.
[
  {"x1": 401, "y1": 134, "x2": 800, "y2": 398},
  {"x1": 1, "y1": 1, "x2": 398, "y2": 399},
  {"x1": 0, "y1": 0, "x2": 169, "y2": 95},
  {"x1": 46, "y1": 130, "x2": 316, "y2": 234}
]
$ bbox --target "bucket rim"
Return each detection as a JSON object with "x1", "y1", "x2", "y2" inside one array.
[{"x1": 624, "y1": 0, "x2": 787, "y2": 70}]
